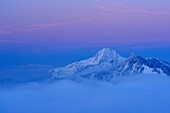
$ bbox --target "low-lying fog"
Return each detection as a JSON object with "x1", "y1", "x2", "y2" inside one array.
[{"x1": 0, "y1": 74, "x2": 170, "y2": 113}]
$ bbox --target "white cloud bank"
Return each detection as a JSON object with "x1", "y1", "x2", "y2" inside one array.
[{"x1": 0, "y1": 74, "x2": 170, "y2": 113}]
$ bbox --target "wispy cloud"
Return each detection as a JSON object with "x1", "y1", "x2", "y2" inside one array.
[
  {"x1": 95, "y1": 0, "x2": 170, "y2": 15},
  {"x1": 0, "y1": 40, "x2": 31, "y2": 43},
  {"x1": 0, "y1": 19, "x2": 94, "y2": 35},
  {"x1": 0, "y1": 30, "x2": 12, "y2": 35},
  {"x1": 28, "y1": 23, "x2": 66, "y2": 28},
  {"x1": 96, "y1": 0, "x2": 129, "y2": 9},
  {"x1": 0, "y1": 24, "x2": 20, "y2": 35},
  {"x1": 4, "y1": 24, "x2": 19, "y2": 28},
  {"x1": 27, "y1": 19, "x2": 94, "y2": 30}
]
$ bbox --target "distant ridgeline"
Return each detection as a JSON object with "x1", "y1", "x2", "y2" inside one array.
[{"x1": 46, "y1": 48, "x2": 170, "y2": 81}]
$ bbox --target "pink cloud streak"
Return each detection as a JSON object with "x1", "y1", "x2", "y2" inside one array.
[
  {"x1": 0, "y1": 40, "x2": 31, "y2": 43},
  {"x1": 4, "y1": 24, "x2": 19, "y2": 28},
  {"x1": 0, "y1": 30, "x2": 12, "y2": 35},
  {"x1": 96, "y1": 0, "x2": 129, "y2": 9},
  {"x1": 28, "y1": 23, "x2": 66, "y2": 28},
  {"x1": 0, "y1": 19, "x2": 94, "y2": 35},
  {"x1": 96, "y1": 0, "x2": 170, "y2": 15},
  {"x1": 28, "y1": 19, "x2": 94, "y2": 29}
]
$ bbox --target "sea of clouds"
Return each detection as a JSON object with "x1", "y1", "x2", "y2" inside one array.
[{"x1": 0, "y1": 74, "x2": 170, "y2": 113}]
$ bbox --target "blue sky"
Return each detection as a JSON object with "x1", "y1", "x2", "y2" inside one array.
[{"x1": 0, "y1": 0, "x2": 170, "y2": 69}]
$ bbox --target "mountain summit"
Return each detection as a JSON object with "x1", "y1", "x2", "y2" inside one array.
[
  {"x1": 86, "y1": 48, "x2": 126, "y2": 65},
  {"x1": 47, "y1": 48, "x2": 170, "y2": 81},
  {"x1": 94, "y1": 48, "x2": 119, "y2": 61}
]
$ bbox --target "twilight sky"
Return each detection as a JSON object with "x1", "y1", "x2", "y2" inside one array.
[{"x1": 0, "y1": 0, "x2": 170, "y2": 68}]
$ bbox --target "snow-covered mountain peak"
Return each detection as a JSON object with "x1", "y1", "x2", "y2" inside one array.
[
  {"x1": 46, "y1": 48, "x2": 170, "y2": 81},
  {"x1": 94, "y1": 48, "x2": 117, "y2": 61},
  {"x1": 48, "y1": 48, "x2": 127, "y2": 79},
  {"x1": 91, "y1": 48, "x2": 126, "y2": 64}
]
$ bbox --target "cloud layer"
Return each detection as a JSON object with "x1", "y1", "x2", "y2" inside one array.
[
  {"x1": 95, "y1": 0, "x2": 170, "y2": 15},
  {"x1": 0, "y1": 74, "x2": 170, "y2": 113},
  {"x1": 0, "y1": 19, "x2": 94, "y2": 35}
]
